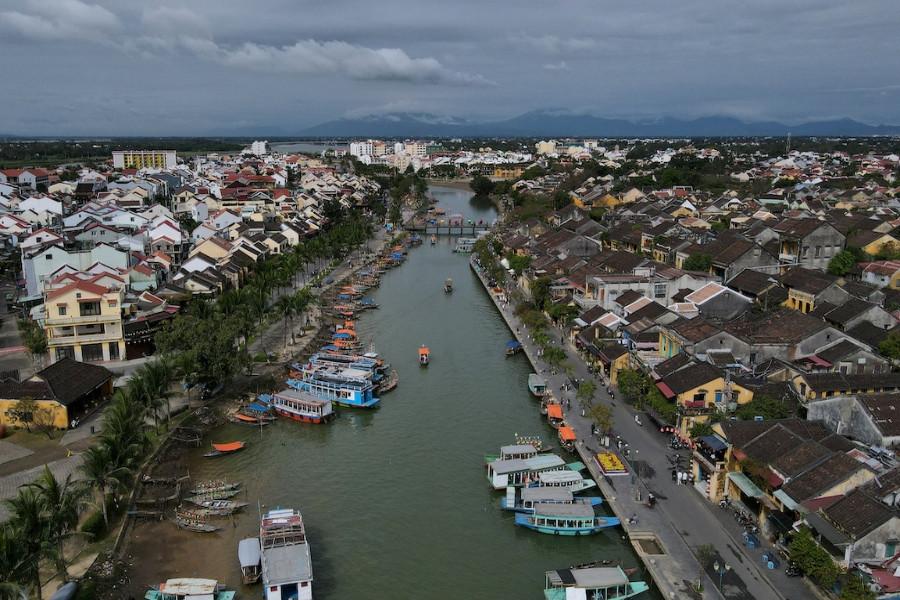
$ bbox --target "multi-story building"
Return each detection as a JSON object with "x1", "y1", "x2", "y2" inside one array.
[
  {"x1": 112, "y1": 150, "x2": 177, "y2": 170},
  {"x1": 43, "y1": 279, "x2": 125, "y2": 364}
]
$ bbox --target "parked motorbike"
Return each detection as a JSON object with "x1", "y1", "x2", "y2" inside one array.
[
  {"x1": 785, "y1": 563, "x2": 802, "y2": 577},
  {"x1": 719, "y1": 497, "x2": 732, "y2": 509}
]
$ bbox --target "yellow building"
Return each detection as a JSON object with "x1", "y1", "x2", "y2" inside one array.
[
  {"x1": 655, "y1": 362, "x2": 752, "y2": 437},
  {"x1": 493, "y1": 165, "x2": 525, "y2": 179},
  {"x1": 0, "y1": 357, "x2": 114, "y2": 430},
  {"x1": 112, "y1": 150, "x2": 177, "y2": 170},
  {"x1": 44, "y1": 280, "x2": 125, "y2": 364}
]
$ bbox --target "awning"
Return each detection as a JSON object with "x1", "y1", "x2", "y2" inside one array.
[
  {"x1": 656, "y1": 381, "x2": 676, "y2": 399},
  {"x1": 774, "y1": 489, "x2": 800, "y2": 511},
  {"x1": 559, "y1": 426, "x2": 576, "y2": 441},
  {"x1": 728, "y1": 471, "x2": 766, "y2": 498},
  {"x1": 700, "y1": 435, "x2": 728, "y2": 452},
  {"x1": 804, "y1": 512, "x2": 850, "y2": 547},
  {"x1": 547, "y1": 404, "x2": 563, "y2": 419}
]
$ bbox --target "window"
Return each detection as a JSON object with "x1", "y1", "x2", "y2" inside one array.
[
  {"x1": 108, "y1": 342, "x2": 119, "y2": 360},
  {"x1": 45, "y1": 254, "x2": 52, "y2": 260},
  {"x1": 58, "y1": 306, "x2": 66, "y2": 316},
  {"x1": 82, "y1": 343, "x2": 103, "y2": 362},
  {"x1": 654, "y1": 283, "x2": 666, "y2": 298},
  {"x1": 815, "y1": 246, "x2": 822, "y2": 258},
  {"x1": 692, "y1": 391, "x2": 706, "y2": 403},
  {"x1": 55, "y1": 346, "x2": 74, "y2": 361},
  {"x1": 749, "y1": 353, "x2": 757, "y2": 364},
  {"x1": 80, "y1": 302, "x2": 101, "y2": 317}
]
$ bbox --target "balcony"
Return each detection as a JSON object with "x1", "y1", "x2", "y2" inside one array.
[
  {"x1": 45, "y1": 313, "x2": 121, "y2": 326},
  {"x1": 778, "y1": 253, "x2": 799, "y2": 264}
]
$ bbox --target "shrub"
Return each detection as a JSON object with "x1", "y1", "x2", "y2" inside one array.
[{"x1": 81, "y1": 510, "x2": 107, "y2": 538}]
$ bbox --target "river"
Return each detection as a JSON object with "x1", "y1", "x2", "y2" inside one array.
[{"x1": 138, "y1": 186, "x2": 639, "y2": 599}]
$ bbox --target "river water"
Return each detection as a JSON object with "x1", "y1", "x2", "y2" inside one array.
[{"x1": 155, "y1": 186, "x2": 638, "y2": 599}]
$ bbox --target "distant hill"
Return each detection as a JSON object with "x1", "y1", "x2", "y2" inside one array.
[{"x1": 297, "y1": 111, "x2": 900, "y2": 138}]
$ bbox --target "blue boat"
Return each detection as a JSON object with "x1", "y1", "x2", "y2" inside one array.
[
  {"x1": 514, "y1": 502, "x2": 620, "y2": 535},
  {"x1": 543, "y1": 565, "x2": 648, "y2": 600},
  {"x1": 486, "y1": 454, "x2": 582, "y2": 489},
  {"x1": 502, "y1": 486, "x2": 603, "y2": 513},
  {"x1": 286, "y1": 372, "x2": 380, "y2": 409},
  {"x1": 505, "y1": 341, "x2": 523, "y2": 356}
]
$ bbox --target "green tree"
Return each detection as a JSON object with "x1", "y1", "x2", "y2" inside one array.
[
  {"x1": 542, "y1": 347, "x2": 568, "y2": 374},
  {"x1": 689, "y1": 422, "x2": 715, "y2": 439},
  {"x1": 4, "y1": 487, "x2": 48, "y2": 600},
  {"x1": 506, "y1": 254, "x2": 532, "y2": 275},
  {"x1": 576, "y1": 379, "x2": 597, "y2": 407},
  {"x1": 79, "y1": 443, "x2": 130, "y2": 530},
  {"x1": 531, "y1": 276, "x2": 553, "y2": 310},
  {"x1": 840, "y1": 573, "x2": 876, "y2": 600},
  {"x1": 789, "y1": 527, "x2": 841, "y2": 588},
  {"x1": 734, "y1": 394, "x2": 791, "y2": 421},
  {"x1": 7, "y1": 397, "x2": 38, "y2": 433},
  {"x1": 469, "y1": 174, "x2": 494, "y2": 196},
  {"x1": 616, "y1": 369, "x2": 648, "y2": 402},
  {"x1": 16, "y1": 319, "x2": 47, "y2": 369},
  {"x1": 828, "y1": 250, "x2": 856, "y2": 276},
  {"x1": 26, "y1": 465, "x2": 88, "y2": 582},
  {"x1": 683, "y1": 253, "x2": 713, "y2": 272},
  {"x1": 879, "y1": 330, "x2": 900, "y2": 360},
  {"x1": 587, "y1": 403, "x2": 615, "y2": 435}
]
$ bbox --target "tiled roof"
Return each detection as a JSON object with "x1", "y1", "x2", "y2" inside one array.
[
  {"x1": 781, "y1": 453, "x2": 869, "y2": 502},
  {"x1": 801, "y1": 372, "x2": 900, "y2": 393},
  {"x1": 31, "y1": 357, "x2": 113, "y2": 406},
  {"x1": 771, "y1": 440, "x2": 832, "y2": 478},
  {"x1": 858, "y1": 393, "x2": 900, "y2": 437},
  {"x1": 662, "y1": 361, "x2": 722, "y2": 395},
  {"x1": 741, "y1": 424, "x2": 808, "y2": 464},
  {"x1": 724, "y1": 309, "x2": 825, "y2": 345},
  {"x1": 822, "y1": 489, "x2": 894, "y2": 539}
]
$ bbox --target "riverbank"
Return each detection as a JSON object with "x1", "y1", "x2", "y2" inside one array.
[{"x1": 425, "y1": 177, "x2": 472, "y2": 191}]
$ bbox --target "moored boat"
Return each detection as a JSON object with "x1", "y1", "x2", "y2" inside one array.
[
  {"x1": 183, "y1": 489, "x2": 241, "y2": 504},
  {"x1": 145, "y1": 578, "x2": 234, "y2": 600},
  {"x1": 239, "y1": 537, "x2": 262, "y2": 585},
  {"x1": 505, "y1": 341, "x2": 523, "y2": 356},
  {"x1": 546, "y1": 404, "x2": 565, "y2": 429},
  {"x1": 484, "y1": 442, "x2": 554, "y2": 465},
  {"x1": 203, "y1": 441, "x2": 245, "y2": 458},
  {"x1": 502, "y1": 486, "x2": 603, "y2": 513},
  {"x1": 445, "y1": 278, "x2": 453, "y2": 292},
  {"x1": 558, "y1": 426, "x2": 577, "y2": 452},
  {"x1": 286, "y1": 370, "x2": 380, "y2": 409},
  {"x1": 486, "y1": 454, "x2": 579, "y2": 489},
  {"x1": 172, "y1": 513, "x2": 220, "y2": 533},
  {"x1": 261, "y1": 508, "x2": 313, "y2": 600},
  {"x1": 430, "y1": 234, "x2": 436, "y2": 245},
  {"x1": 419, "y1": 345, "x2": 430, "y2": 365},
  {"x1": 271, "y1": 388, "x2": 336, "y2": 423},
  {"x1": 529, "y1": 468, "x2": 597, "y2": 493},
  {"x1": 543, "y1": 565, "x2": 648, "y2": 600},
  {"x1": 453, "y1": 237, "x2": 476, "y2": 252},
  {"x1": 514, "y1": 501, "x2": 620, "y2": 535},
  {"x1": 188, "y1": 480, "x2": 241, "y2": 495},
  {"x1": 528, "y1": 373, "x2": 547, "y2": 398},
  {"x1": 228, "y1": 412, "x2": 271, "y2": 427},
  {"x1": 378, "y1": 369, "x2": 399, "y2": 393},
  {"x1": 186, "y1": 499, "x2": 248, "y2": 513}
]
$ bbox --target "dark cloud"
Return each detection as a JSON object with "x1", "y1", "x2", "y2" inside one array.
[{"x1": 0, "y1": 0, "x2": 897, "y2": 135}]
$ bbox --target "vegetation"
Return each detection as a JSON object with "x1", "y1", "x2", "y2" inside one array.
[
  {"x1": 734, "y1": 394, "x2": 791, "y2": 421},
  {"x1": 788, "y1": 527, "x2": 841, "y2": 588},
  {"x1": 17, "y1": 319, "x2": 48, "y2": 370},
  {"x1": 683, "y1": 253, "x2": 713, "y2": 272},
  {"x1": 587, "y1": 403, "x2": 615, "y2": 435},
  {"x1": 839, "y1": 573, "x2": 876, "y2": 600},
  {"x1": 469, "y1": 173, "x2": 495, "y2": 196},
  {"x1": 616, "y1": 369, "x2": 649, "y2": 402}
]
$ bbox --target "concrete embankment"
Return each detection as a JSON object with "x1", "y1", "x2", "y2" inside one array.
[{"x1": 470, "y1": 256, "x2": 723, "y2": 600}]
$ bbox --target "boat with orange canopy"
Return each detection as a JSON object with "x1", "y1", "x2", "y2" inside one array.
[{"x1": 204, "y1": 441, "x2": 246, "y2": 458}]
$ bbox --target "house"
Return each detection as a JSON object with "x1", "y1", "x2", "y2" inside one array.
[
  {"x1": 779, "y1": 267, "x2": 849, "y2": 314},
  {"x1": 43, "y1": 279, "x2": 126, "y2": 364},
  {"x1": 807, "y1": 392, "x2": 900, "y2": 447},
  {"x1": 0, "y1": 358, "x2": 114, "y2": 430},
  {"x1": 792, "y1": 372, "x2": 900, "y2": 403},
  {"x1": 772, "y1": 217, "x2": 845, "y2": 271}
]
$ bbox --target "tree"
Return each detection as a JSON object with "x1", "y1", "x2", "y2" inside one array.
[
  {"x1": 828, "y1": 250, "x2": 856, "y2": 276},
  {"x1": 469, "y1": 174, "x2": 494, "y2": 196},
  {"x1": 879, "y1": 330, "x2": 900, "y2": 360},
  {"x1": 531, "y1": 276, "x2": 553, "y2": 310},
  {"x1": 506, "y1": 253, "x2": 531, "y2": 275},
  {"x1": 26, "y1": 465, "x2": 88, "y2": 582},
  {"x1": 616, "y1": 369, "x2": 648, "y2": 402},
  {"x1": 542, "y1": 347, "x2": 568, "y2": 374},
  {"x1": 789, "y1": 527, "x2": 841, "y2": 588},
  {"x1": 0, "y1": 523, "x2": 28, "y2": 600},
  {"x1": 689, "y1": 422, "x2": 714, "y2": 439},
  {"x1": 840, "y1": 573, "x2": 876, "y2": 600},
  {"x1": 576, "y1": 379, "x2": 597, "y2": 407},
  {"x1": 734, "y1": 394, "x2": 791, "y2": 421},
  {"x1": 683, "y1": 253, "x2": 712, "y2": 272},
  {"x1": 4, "y1": 487, "x2": 48, "y2": 600},
  {"x1": 7, "y1": 397, "x2": 38, "y2": 433},
  {"x1": 587, "y1": 403, "x2": 615, "y2": 435},
  {"x1": 79, "y1": 443, "x2": 130, "y2": 530},
  {"x1": 16, "y1": 320, "x2": 47, "y2": 369}
]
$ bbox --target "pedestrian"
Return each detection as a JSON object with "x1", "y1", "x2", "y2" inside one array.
[
  {"x1": 581, "y1": 408, "x2": 586, "y2": 417},
  {"x1": 566, "y1": 399, "x2": 571, "y2": 409}
]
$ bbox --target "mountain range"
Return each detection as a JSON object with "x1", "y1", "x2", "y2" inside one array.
[{"x1": 296, "y1": 111, "x2": 900, "y2": 138}]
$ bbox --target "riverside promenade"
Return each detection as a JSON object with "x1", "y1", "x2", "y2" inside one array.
[{"x1": 471, "y1": 256, "x2": 812, "y2": 600}]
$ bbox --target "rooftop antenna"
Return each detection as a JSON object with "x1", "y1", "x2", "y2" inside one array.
[{"x1": 786, "y1": 133, "x2": 791, "y2": 155}]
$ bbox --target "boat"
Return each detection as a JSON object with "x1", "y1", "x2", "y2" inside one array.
[
  {"x1": 183, "y1": 489, "x2": 241, "y2": 504},
  {"x1": 558, "y1": 426, "x2": 577, "y2": 452},
  {"x1": 453, "y1": 237, "x2": 477, "y2": 253},
  {"x1": 286, "y1": 370, "x2": 380, "y2": 409},
  {"x1": 203, "y1": 441, "x2": 245, "y2": 458},
  {"x1": 145, "y1": 578, "x2": 235, "y2": 600},
  {"x1": 445, "y1": 278, "x2": 453, "y2": 293},
  {"x1": 486, "y1": 454, "x2": 582, "y2": 489},
  {"x1": 271, "y1": 388, "x2": 336, "y2": 423},
  {"x1": 528, "y1": 374, "x2": 547, "y2": 398},
  {"x1": 546, "y1": 404, "x2": 565, "y2": 429},
  {"x1": 239, "y1": 537, "x2": 262, "y2": 585},
  {"x1": 505, "y1": 341, "x2": 523, "y2": 356},
  {"x1": 172, "y1": 514, "x2": 220, "y2": 533},
  {"x1": 529, "y1": 469, "x2": 598, "y2": 493},
  {"x1": 378, "y1": 369, "x2": 399, "y2": 393},
  {"x1": 188, "y1": 480, "x2": 241, "y2": 495},
  {"x1": 228, "y1": 412, "x2": 271, "y2": 427},
  {"x1": 543, "y1": 565, "x2": 649, "y2": 600},
  {"x1": 502, "y1": 486, "x2": 603, "y2": 513},
  {"x1": 419, "y1": 345, "x2": 430, "y2": 366},
  {"x1": 430, "y1": 235, "x2": 436, "y2": 245},
  {"x1": 484, "y1": 442, "x2": 555, "y2": 465},
  {"x1": 185, "y1": 499, "x2": 248, "y2": 513},
  {"x1": 260, "y1": 508, "x2": 313, "y2": 600},
  {"x1": 49, "y1": 582, "x2": 78, "y2": 600},
  {"x1": 514, "y1": 501, "x2": 620, "y2": 535}
]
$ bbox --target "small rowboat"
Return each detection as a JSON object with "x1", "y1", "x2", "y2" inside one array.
[
  {"x1": 228, "y1": 413, "x2": 271, "y2": 427},
  {"x1": 178, "y1": 500, "x2": 247, "y2": 517},
  {"x1": 184, "y1": 490, "x2": 241, "y2": 504},
  {"x1": 173, "y1": 515, "x2": 220, "y2": 533},
  {"x1": 188, "y1": 481, "x2": 241, "y2": 495},
  {"x1": 204, "y1": 441, "x2": 245, "y2": 458}
]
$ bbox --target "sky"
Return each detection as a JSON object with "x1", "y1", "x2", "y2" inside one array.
[{"x1": 2, "y1": 0, "x2": 899, "y2": 136}]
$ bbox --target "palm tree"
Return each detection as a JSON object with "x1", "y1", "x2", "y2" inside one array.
[
  {"x1": 27, "y1": 465, "x2": 88, "y2": 582},
  {"x1": 275, "y1": 294, "x2": 299, "y2": 353},
  {"x1": 5, "y1": 487, "x2": 49, "y2": 600},
  {"x1": 142, "y1": 358, "x2": 175, "y2": 429},
  {"x1": 0, "y1": 524, "x2": 29, "y2": 600},
  {"x1": 79, "y1": 443, "x2": 131, "y2": 530}
]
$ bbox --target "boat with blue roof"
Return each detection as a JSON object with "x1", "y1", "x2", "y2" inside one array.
[
  {"x1": 543, "y1": 565, "x2": 648, "y2": 600},
  {"x1": 286, "y1": 370, "x2": 380, "y2": 409}
]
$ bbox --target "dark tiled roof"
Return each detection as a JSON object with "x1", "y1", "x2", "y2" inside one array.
[
  {"x1": 671, "y1": 318, "x2": 720, "y2": 343},
  {"x1": 817, "y1": 340, "x2": 865, "y2": 365},
  {"x1": 616, "y1": 289, "x2": 645, "y2": 307},
  {"x1": 823, "y1": 298, "x2": 876, "y2": 327},
  {"x1": 781, "y1": 453, "x2": 869, "y2": 502},
  {"x1": 779, "y1": 267, "x2": 838, "y2": 295},
  {"x1": 725, "y1": 309, "x2": 825, "y2": 345},
  {"x1": 818, "y1": 433, "x2": 856, "y2": 453},
  {"x1": 626, "y1": 301, "x2": 670, "y2": 324},
  {"x1": 822, "y1": 489, "x2": 894, "y2": 538},
  {"x1": 771, "y1": 441, "x2": 832, "y2": 478},
  {"x1": 726, "y1": 269, "x2": 778, "y2": 295},
  {"x1": 653, "y1": 353, "x2": 691, "y2": 378},
  {"x1": 663, "y1": 362, "x2": 722, "y2": 394},
  {"x1": 32, "y1": 357, "x2": 113, "y2": 406},
  {"x1": 741, "y1": 424, "x2": 807, "y2": 464},
  {"x1": 858, "y1": 393, "x2": 900, "y2": 437},
  {"x1": 719, "y1": 418, "x2": 831, "y2": 449},
  {"x1": 802, "y1": 372, "x2": 900, "y2": 393}
]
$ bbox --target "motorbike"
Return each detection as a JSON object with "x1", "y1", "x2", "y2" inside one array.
[
  {"x1": 647, "y1": 493, "x2": 656, "y2": 508},
  {"x1": 719, "y1": 497, "x2": 732, "y2": 510},
  {"x1": 785, "y1": 563, "x2": 802, "y2": 577}
]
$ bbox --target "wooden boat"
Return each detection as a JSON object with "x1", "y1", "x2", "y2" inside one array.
[
  {"x1": 141, "y1": 474, "x2": 189, "y2": 485},
  {"x1": 546, "y1": 404, "x2": 565, "y2": 429},
  {"x1": 228, "y1": 412, "x2": 271, "y2": 427},
  {"x1": 184, "y1": 489, "x2": 241, "y2": 504},
  {"x1": 543, "y1": 565, "x2": 649, "y2": 600},
  {"x1": 528, "y1": 374, "x2": 547, "y2": 398},
  {"x1": 514, "y1": 502, "x2": 620, "y2": 535},
  {"x1": 187, "y1": 499, "x2": 248, "y2": 513},
  {"x1": 419, "y1": 346, "x2": 430, "y2": 366},
  {"x1": 445, "y1": 278, "x2": 453, "y2": 293},
  {"x1": 378, "y1": 370, "x2": 399, "y2": 393},
  {"x1": 271, "y1": 388, "x2": 336, "y2": 423},
  {"x1": 203, "y1": 441, "x2": 245, "y2": 458},
  {"x1": 260, "y1": 508, "x2": 313, "y2": 600},
  {"x1": 145, "y1": 578, "x2": 235, "y2": 600},
  {"x1": 188, "y1": 480, "x2": 241, "y2": 495},
  {"x1": 502, "y1": 486, "x2": 603, "y2": 514},
  {"x1": 558, "y1": 426, "x2": 577, "y2": 452},
  {"x1": 172, "y1": 514, "x2": 220, "y2": 533},
  {"x1": 506, "y1": 341, "x2": 523, "y2": 356},
  {"x1": 239, "y1": 537, "x2": 262, "y2": 585}
]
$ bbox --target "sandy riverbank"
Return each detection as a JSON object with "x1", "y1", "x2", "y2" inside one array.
[{"x1": 426, "y1": 178, "x2": 473, "y2": 191}]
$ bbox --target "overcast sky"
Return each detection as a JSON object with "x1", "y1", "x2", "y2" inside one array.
[{"x1": 2, "y1": 0, "x2": 899, "y2": 136}]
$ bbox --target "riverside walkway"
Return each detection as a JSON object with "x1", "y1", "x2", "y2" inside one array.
[{"x1": 471, "y1": 257, "x2": 816, "y2": 600}]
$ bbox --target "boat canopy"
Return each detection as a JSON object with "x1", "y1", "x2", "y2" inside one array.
[
  {"x1": 238, "y1": 537, "x2": 261, "y2": 568},
  {"x1": 212, "y1": 442, "x2": 245, "y2": 452},
  {"x1": 558, "y1": 426, "x2": 576, "y2": 441},
  {"x1": 419, "y1": 347, "x2": 429, "y2": 355},
  {"x1": 547, "y1": 404, "x2": 563, "y2": 419},
  {"x1": 246, "y1": 403, "x2": 269, "y2": 412},
  {"x1": 158, "y1": 578, "x2": 220, "y2": 596},
  {"x1": 506, "y1": 341, "x2": 522, "y2": 349}
]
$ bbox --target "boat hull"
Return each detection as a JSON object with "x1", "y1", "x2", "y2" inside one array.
[
  {"x1": 274, "y1": 406, "x2": 336, "y2": 424},
  {"x1": 514, "y1": 513, "x2": 619, "y2": 535}
]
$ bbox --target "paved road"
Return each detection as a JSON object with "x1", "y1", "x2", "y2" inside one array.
[{"x1": 475, "y1": 261, "x2": 815, "y2": 600}]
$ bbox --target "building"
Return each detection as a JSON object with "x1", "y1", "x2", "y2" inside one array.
[
  {"x1": 112, "y1": 150, "x2": 177, "y2": 170},
  {"x1": 43, "y1": 279, "x2": 125, "y2": 363}
]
